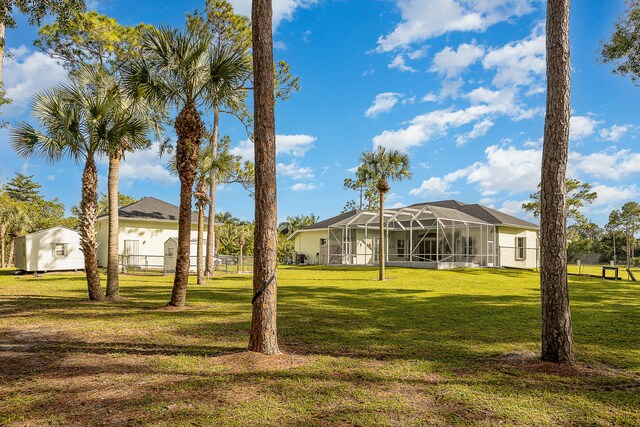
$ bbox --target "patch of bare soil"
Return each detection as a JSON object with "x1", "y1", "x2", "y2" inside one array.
[{"x1": 499, "y1": 351, "x2": 637, "y2": 381}]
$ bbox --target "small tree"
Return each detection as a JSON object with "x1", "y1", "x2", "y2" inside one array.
[
  {"x1": 522, "y1": 178, "x2": 597, "y2": 222},
  {"x1": 12, "y1": 65, "x2": 149, "y2": 301},
  {"x1": 600, "y1": 0, "x2": 640, "y2": 85},
  {"x1": 123, "y1": 25, "x2": 251, "y2": 307},
  {"x1": 358, "y1": 146, "x2": 412, "y2": 281}
]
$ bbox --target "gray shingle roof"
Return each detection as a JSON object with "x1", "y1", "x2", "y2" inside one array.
[
  {"x1": 297, "y1": 210, "x2": 360, "y2": 231},
  {"x1": 97, "y1": 197, "x2": 204, "y2": 224}
]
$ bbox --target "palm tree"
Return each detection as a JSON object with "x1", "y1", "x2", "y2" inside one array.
[
  {"x1": 249, "y1": 0, "x2": 280, "y2": 355},
  {"x1": 359, "y1": 146, "x2": 412, "y2": 281},
  {"x1": 3, "y1": 200, "x2": 32, "y2": 268},
  {"x1": 11, "y1": 65, "x2": 149, "y2": 301},
  {"x1": 95, "y1": 69, "x2": 162, "y2": 300},
  {"x1": 193, "y1": 144, "x2": 235, "y2": 284},
  {"x1": 539, "y1": 0, "x2": 574, "y2": 365},
  {"x1": 123, "y1": 25, "x2": 250, "y2": 307}
]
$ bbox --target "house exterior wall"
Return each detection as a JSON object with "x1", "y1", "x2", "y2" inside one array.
[
  {"x1": 96, "y1": 218, "x2": 205, "y2": 267},
  {"x1": 293, "y1": 230, "x2": 328, "y2": 264},
  {"x1": 15, "y1": 227, "x2": 84, "y2": 272},
  {"x1": 497, "y1": 226, "x2": 539, "y2": 269}
]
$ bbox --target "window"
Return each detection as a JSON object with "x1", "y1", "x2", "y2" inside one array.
[
  {"x1": 516, "y1": 237, "x2": 526, "y2": 260},
  {"x1": 53, "y1": 243, "x2": 67, "y2": 257},
  {"x1": 397, "y1": 239, "x2": 405, "y2": 257}
]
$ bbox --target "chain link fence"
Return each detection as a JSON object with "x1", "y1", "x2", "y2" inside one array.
[{"x1": 119, "y1": 254, "x2": 254, "y2": 276}]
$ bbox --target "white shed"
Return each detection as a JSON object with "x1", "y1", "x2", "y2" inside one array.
[{"x1": 14, "y1": 226, "x2": 84, "y2": 272}]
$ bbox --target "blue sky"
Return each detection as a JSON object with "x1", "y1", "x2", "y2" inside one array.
[{"x1": 1, "y1": 0, "x2": 639, "y2": 226}]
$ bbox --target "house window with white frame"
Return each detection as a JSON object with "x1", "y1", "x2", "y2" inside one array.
[
  {"x1": 516, "y1": 237, "x2": 526, "y2": 260},
  {"x1": 53, "y1": 243, "x2": 68, "y2": 257}
]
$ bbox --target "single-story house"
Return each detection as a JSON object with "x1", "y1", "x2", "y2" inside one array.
[
  {"x1": 289, "y1": 200, "x2": 540, "y2": 269},
  {"x1": 13, "y1": 226, "x2": 85, "y2": 272},
  {"x1": 96, "y1": 196, "x2": 220, "y2": 269}
]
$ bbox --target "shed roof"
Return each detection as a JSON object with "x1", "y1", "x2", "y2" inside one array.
[{"x1": 97, "y1": 197, "x2": 222, "y2": 225}]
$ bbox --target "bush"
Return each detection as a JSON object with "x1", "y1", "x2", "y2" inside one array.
[{"x1": 631, "y1": 257, "x2": 640, "y2": 268}]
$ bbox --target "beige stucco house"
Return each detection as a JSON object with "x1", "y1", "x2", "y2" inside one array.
[{"x1": 290, "y1": 200, "x2": 540, "y2": 269}]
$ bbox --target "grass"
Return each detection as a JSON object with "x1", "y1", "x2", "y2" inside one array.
[{"x1": 0, "y1": 266, "x2": 639, "y2": 426}]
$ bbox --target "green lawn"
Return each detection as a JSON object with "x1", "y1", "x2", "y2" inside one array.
[{"x1": 0, "y1": 266, "x2": 638, "y2": 426}]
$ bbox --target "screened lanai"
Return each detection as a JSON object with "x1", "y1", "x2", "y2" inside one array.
[{"x1": 325, "y1": 204, "x2": 497, "y2": 269}]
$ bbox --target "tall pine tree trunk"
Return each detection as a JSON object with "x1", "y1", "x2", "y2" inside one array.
[
  {"x1": 169, "y1": 102, "x2": 203, "y2": 307},
  {"x1": 539, "y1": 0, "x2": 574, "y2": 365},
  {"x1": 249, "y1": 0, "x2": 280, "y2": 355},
  {"x1": 80, "y1": 156, "x2": 104, "y2": 301},
  {"x1": 205, "y1": 106, "x2": 219, "y2": 276},
  {"x1": 106, "y1": 155, "x2": 120, "y2": 300},
  {"x1": 379, "y1": 191, "x2": 385, "y2": 281}
]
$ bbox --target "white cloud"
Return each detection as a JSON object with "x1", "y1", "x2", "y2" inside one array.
[
  {"x1": 464, "y1": 145, "x2": 542, "y2": 195},
  {"x1": 431, "y1": 42, "x2": 485, "y2": 78},
  {"x1": 570, "y1": 115, "x2": 599, "y2": 141},
  {"x1": 118, "y1": 142, "x2": 177, "y2": 185},
  {"x1": 388, "y1": 54, "x2": 416, "y2": 72},
  {"x1": 373, "y1": 93, "x2": 524, "y2": 151},
  {"x1": 227, "y1": 0, "x2": 317, "y2": 28},
  {"x1": 277, "y1": 162, "x2": 314, "y2": 179},
  {"x1": 590, "y1": 184, "x2": 640, "y2": 206},
  {"x1": 409, "y1": 177, "x2": 457, "y2": 198},
  {"x1": 377, "y1": 0, "x2": 535, "y2": 52},
  {"x1": 456, "y1": 118, "x2": 494, "y2": 146},
  {"x1": 230, "y1": 134, "x2": 316, "y2": 161},
  {"x1": 571, "y1": 149, "x2": 640, "y2": 181},
  {"x1": 365, "y1": 92, "x2": 403, "y2": 118},
  {"x1": 422, "y1": 92, "x2": 439, "y2": 102},
  {"x1": 2, "y1": 47, "x2": 68, "y2": 117},
  {"x1": 291, "y1": 182, "x2": 317, "y2": 191},
  {"x1": 599, "y1": 124, "x2": 630, "y2": 142},
  {"x1": 482, "y1": 26, "x2": 545, "y2": 88},
  {"x1": 439, "y1": 78, "x2": 464, "y2": 99}
]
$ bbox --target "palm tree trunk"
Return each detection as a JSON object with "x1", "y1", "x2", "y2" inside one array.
[
  {"x1": 205, "y1": 106, "x2": 219, "y2": 276},
  {"x1": 169, "y1": 102, "x2": 203, "y2": 307},
  {"x1": 197, "y1": 200, "x2": 205, "y2": 285},
  {"x1": 539, "y1": 0, "x2": 574, "y2": 365},
  {"x1": 7, "y1": 234, "x2": 14, "y2": 268},
  {"x1": 379, "y1": 191, "x2": 385, "y2": 281},
  {"x1": 249, "y1": 0, "x2": 280, "y2": 355},
  {"x1": 106, "y1": 155, "x2": 120, "y2": 300},
  {"x1": 80, "y1": 156, "x2": 104, "y2": 301},
  {"x1": 0, "y1": 223, "x2": 5, "y2": 268}
]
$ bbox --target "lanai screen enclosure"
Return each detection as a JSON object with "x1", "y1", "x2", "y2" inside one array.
[{"x1": 324, "y1": 205, "x2": 497, "y2": 269}]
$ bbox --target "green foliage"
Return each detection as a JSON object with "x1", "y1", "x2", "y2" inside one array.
[
  {"x1": 35, "y1": 11, "x2": 152, "y2": 72},
  {"x1": 358, "y1": 146, "x2": 412, "y2": 196},
  {"x1": 1, "y1": 173, "x2": 74, "y2": 233},
  {"x1": 0, "y1": 0, "x2": 85, "y2": 30},
  {"x1": 600, "y1": 0, "x2": 640, "y2": 85},
  {"x1": 216, "y1": 222, "x2": 254, "y2": 255},
  {"x1": 3, "y1": 173, "x2": 41, "y2": 202},
  {"x1": 343, "y1": 175, "x2": 379, "y2": 212},
  {"x1": 522, "y1": 178, "x2": 598, "y2": 222},
  {"x1": 12, "y1": 65, "x2": 153, "y2": 163}
]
